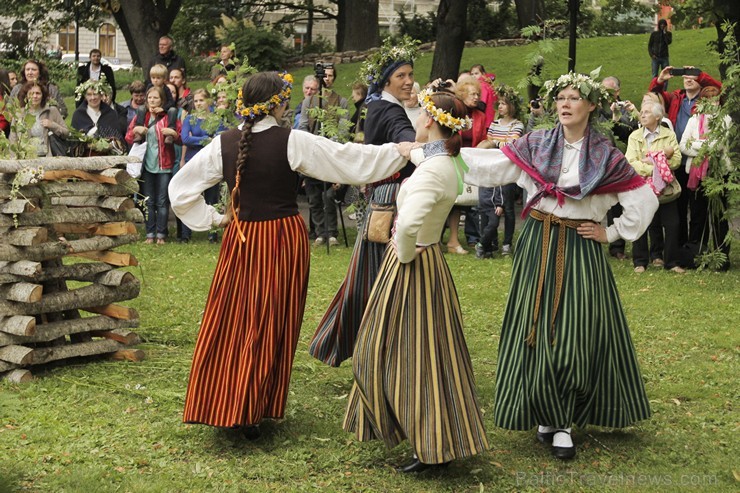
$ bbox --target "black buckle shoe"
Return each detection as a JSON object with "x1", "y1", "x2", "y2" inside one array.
[
  {"x1": 536, "y1": 431, "x2": 555, "y2": 444},
  {"x1": 551, "y1": 430, "x2": 576, "y2": 460},
  {"x1": 397, "y1": 459, "x2": 429, "y2": 473},
  {"x1": 396, "y1": 458, "x2": 450, "y2": 473}
]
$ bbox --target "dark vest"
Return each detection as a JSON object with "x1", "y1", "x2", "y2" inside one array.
[{"x1": 221, "y1": 126, "x2": 300, "y2": 222}]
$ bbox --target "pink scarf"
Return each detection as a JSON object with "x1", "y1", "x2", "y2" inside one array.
[
  {"x1": 645, "y1": 150, "x2": 674, "y2": 195},
  {"x1": 687, "y1": 114, "x2": 709, "y2": 191}
]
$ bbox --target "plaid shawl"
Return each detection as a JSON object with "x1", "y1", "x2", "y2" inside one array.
[{"x1": 501, "y1": 124, "x2": 645, "y2": 216}]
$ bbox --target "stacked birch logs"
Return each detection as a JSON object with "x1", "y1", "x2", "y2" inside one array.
[{"x1": 0, "y1": 156, "x2": 144, "y2": 382}]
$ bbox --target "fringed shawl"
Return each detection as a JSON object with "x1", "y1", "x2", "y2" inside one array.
[{"x1": 501, "y1": 124, "x2": 645, "y2": 216}]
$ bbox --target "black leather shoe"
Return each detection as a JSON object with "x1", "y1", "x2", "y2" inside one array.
[
  {"x1": 551, "y1": 430, "x2": 576, "y2": 460},
  {"x1": 536, "y1": 431, "x2": 555, "y2": 444},
  {"x1": 241, "y1": 425, "x2": 261, "y2": 440},
  {"x1": 396, "y1": 458, "x2": 450, "y2": 473},
  {"x1": 552, "y1": 444, "x2": 576, "y2": 460}
]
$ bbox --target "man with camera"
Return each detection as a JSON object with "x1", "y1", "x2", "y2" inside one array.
[
  {"x1": 649, "y1": 65, "x2": 722, "y2": 245},
  {"x1": 648, "y1": 19, "x2": 672, "y2": 81},
  {"x1": 298, "y1": 63, "x2": 348, "y2": 246}
]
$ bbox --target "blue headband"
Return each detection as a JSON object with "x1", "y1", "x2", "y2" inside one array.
[{"x1": 365, "y1": 60, "x2": 414, "y2": 103}]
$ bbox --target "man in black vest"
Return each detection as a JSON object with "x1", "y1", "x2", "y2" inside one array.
[
  {"x1": 76, "y1": 49, "x2": 116, "y2": 105},
  {"x1": 298, "y1": 64, "x2": 348, "y2": 246}
]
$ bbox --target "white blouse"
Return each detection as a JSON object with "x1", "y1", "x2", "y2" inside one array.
[
  {"x1": 169, "y1": 116, "x2": 407, "y2": 231},
  {"x1": 394, "y1": 153, "x2": 459, "y2": 263},
  {"x1": 410, "y1": 145, "x2": 658, "y2": 244},
  {"x1": 679, "y1": 114, "x2": 732, "y2": 173}
]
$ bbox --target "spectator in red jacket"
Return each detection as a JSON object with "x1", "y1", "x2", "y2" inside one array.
[
  {"x1": 648, "y1": 66, "x2": 722, "y2": 245},
  {"x1": 0, "y1": 69, "x2": 11, "y2": 137}
]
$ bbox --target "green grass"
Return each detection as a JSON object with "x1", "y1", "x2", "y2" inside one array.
[{"x1": 0, "y1": 224, "x2": 738, "y2": 492}]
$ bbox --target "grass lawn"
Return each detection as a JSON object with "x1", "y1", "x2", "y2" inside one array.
[{"x1": 0, "y1": 223, "x2": 738, "y2": 492}]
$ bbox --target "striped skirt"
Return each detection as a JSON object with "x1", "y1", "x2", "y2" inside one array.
[
  {"x1": 309, "y1": 183, "x2": 400, "y2": 367},
  {"x1": 183, "y1": 215, "x2": 309, "y2": 427},
  {"x1": 493, "y1": 215, "x2": 651, "y2": 431},
  {"x1": 343, "y1": 244, "x2": 489, "y2": 464}
]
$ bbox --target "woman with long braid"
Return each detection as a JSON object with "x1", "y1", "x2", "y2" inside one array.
[{"x1": 169, "y1": 72, "x2": 408, "y2": 438}]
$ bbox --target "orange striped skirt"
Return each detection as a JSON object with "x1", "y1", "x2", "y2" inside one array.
[{"x1": 183, "y1": 214, "x2": 309, "y2": 427}]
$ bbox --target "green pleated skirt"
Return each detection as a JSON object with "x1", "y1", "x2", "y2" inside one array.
[
  {"x1": 494, "y1": 215, "x2": 652, "y2": 430},
  {"x1": 343, "y1": 244, "x2": 489, "y2": 464}
]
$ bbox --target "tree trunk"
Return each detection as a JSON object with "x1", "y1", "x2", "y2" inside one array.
[
  {"x1": 306, "y1": 0, "x2": 314, "y2": 47},
  {"x1": 0, "y1": 283, "x2": 43, "y2": 303},
  {"x1": 0, "y1": 261, "x2": 113, "y2": 284},
  {"x1": 714, "y1": 3, "x2": 740, "y2": 79},
  {"x1": 0, "y1": 182, "x2": 138, "y2": 200},
  {"x1": 514, "y1": 0, "x2": 545, "y2": 28},
  {"x1": 50, "y1": 196, "x2": 135, "y2": 212},
  {"x1": 0, "y1": 278, "x2": 140, "y2": 316},
  {"x1": 0, "y1": 316, "x2": 36, "y2": 336},
  {"x1": 0, "y1": 234, "x2": 139, "y2": 263},
  {"x1": 0, "y1": 261, "x2": 42, "y2": 277},
  {"x1": 0, "y1": 155, "x2": 134, "y2": 173},
  {"x1": 336, "y1": 0, "x2": 379, "y2": 51},
  {"x1": 430, "y1": 0, "x2": 469, "y2": 82},
  {"x1": 109, "y1": 0, "x2": 183, "y2": 69},
  {"x1": 0, "y1": 207, "x2": 143, "y2": 228},
  {"x1": 0, "y1": 316, "x2": 138, "y2": 346},
  {"x1": 0, "y1": 227, "x2": 48, "y2": 246}
]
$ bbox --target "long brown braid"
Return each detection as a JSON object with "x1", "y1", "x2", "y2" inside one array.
[{"x1": 229, "y1": 72, "x2": 286, "y2": 220}]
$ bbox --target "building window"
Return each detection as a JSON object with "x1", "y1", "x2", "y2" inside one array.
[
  {"x1": 11, "y1": 20, "x2": 29, "y2": 46},
  {"x1": 58, "y1": 23, "x2": 76, "y2": 53},
  {"x1": 99, "y1": 23, "x2": 116, "y2": 57}
]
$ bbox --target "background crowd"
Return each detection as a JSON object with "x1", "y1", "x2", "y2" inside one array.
[{"x1": 0, "y1": 20, "x2": 731, "y2": 263}]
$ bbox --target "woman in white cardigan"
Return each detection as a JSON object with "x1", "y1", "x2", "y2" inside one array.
[
  {"x1": 678, "y1": 85, "x2": 732, "y2": 270},
  {"x1": 344, "y1": 89, "x2": 489, "y2": 473}
]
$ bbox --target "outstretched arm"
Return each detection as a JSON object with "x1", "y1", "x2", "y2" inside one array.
[{"x1": 287, "y1": 130, "x2": 406, "y2": 185}]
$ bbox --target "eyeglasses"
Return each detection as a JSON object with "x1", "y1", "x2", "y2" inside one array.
[{"x1": 554, "y1": 96, "x2": 584, "y2": 103}]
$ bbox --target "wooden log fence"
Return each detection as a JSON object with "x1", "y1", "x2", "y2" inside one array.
[{"x1": 0, "y1": 156, "x2": 144, "y2": 381}]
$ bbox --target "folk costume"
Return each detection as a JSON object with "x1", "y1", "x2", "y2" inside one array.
[
  {"x1": 171, "y1": 110, "x2": 406, "y2": 429},
  {"x1": 343, "y1": 138, "x2": 489, "y2": 466},
  {"x1": 452, "y1": 122, "x2": 656, "y2": 439},
  {"x1": 309, "y1": 36, "x2": 419, "y2": 367}
]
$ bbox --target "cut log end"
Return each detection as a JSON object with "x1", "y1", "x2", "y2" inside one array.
[
  {"x1": 3, "y1": 369, "x2": 33, "y2": 383},
  {"x1": 109, "y1": 349, "x2": 145, "y2": 362}
]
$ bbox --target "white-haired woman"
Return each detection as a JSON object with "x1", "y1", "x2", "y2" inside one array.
[{"x1": 625, "y1": 100, "x2": 682, "y2": 273}]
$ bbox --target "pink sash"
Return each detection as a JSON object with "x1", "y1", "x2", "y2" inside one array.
[{"x1": 687, "y1": 114, "x2": 709, "y2": 191}]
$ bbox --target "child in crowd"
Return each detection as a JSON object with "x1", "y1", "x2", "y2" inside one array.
[
  {"x1": 134, "y1": 64, "x2": 178, "y2": 144},
  {"x1": 126, "y1": 85, "x2": 181, "y2": 244}
]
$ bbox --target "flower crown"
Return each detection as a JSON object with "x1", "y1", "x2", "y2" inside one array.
[
  {"x1": 541, "y1": 67, "x2": 611, "y2": 113},
  {"x1": 359, "y1": 35, "x2": 419, "y2": 86},
  {"x1": 236, "y1": 72, "x2": 293, "y2": 120},
  {"x1": 418, "y1": 88, "x2": 473, "y2": 132},
  {"x1": 496, "y1": 84, "x2": 524, "y2": 119},
  {"x1": 74, "y1": 75, "x2": 111, "y2": 101}
]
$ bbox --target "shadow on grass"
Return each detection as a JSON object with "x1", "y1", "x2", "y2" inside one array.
[{"x1": 0, "y1": 473, "x2": 19, "y2": 493}]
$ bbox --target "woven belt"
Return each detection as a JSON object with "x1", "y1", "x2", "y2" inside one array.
[{"x1": 527, "y1": 210, "x2": 593, "y2": 347}]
